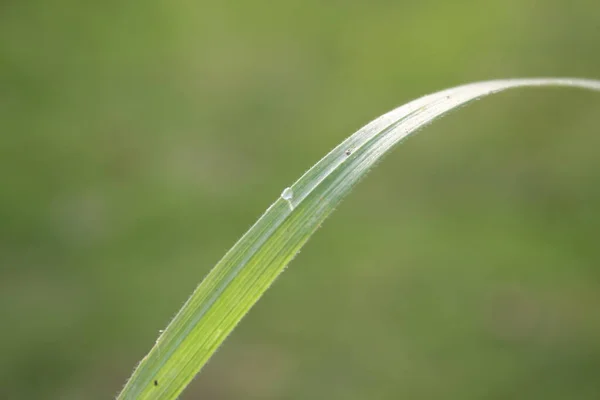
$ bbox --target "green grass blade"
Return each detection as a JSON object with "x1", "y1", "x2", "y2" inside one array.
[{"x1": 117, "y1": 78, "x2": 600, "y2": 400}]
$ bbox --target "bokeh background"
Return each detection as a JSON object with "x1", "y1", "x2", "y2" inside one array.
[{"x1": 1, "y1": 1, "x2": 600, "y2": 399}]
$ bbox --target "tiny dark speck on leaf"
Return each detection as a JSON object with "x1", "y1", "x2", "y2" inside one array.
[
  {"x1": 345, "y1": 149, "x2": 352, "y2": 156},
  {"x1": 154, "y1": 380, "x2": 158, "y2": 386}
]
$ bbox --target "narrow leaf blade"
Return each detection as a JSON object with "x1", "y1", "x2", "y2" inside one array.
[{"x1": 118, "y1": 78, "x2": 600, "y2": 400}]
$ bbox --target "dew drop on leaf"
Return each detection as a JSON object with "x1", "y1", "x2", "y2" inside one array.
[{"x1": 281, "y1": 187, "x2": 293, "y2": 201}]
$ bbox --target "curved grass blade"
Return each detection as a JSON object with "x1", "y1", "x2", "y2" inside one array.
[{"x1": 118, "y1": 78, "x2": 600, "y2": 400}]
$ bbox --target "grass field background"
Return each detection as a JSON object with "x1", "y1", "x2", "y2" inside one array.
[{"x1": 1, "y1": 1, "x2": 600, "y2": 399}]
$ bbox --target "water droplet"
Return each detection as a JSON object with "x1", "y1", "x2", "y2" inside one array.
[
  {"x1": 281, "y1": 187, "x2": 293, "y2": 201},
  {"x1": 281, "y1": 187, "x2": 294, "y2": 210}
]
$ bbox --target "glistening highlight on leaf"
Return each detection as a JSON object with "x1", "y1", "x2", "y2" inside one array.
[{"x1": 117, "y1": 78, "x2": 600, "y2": 400}]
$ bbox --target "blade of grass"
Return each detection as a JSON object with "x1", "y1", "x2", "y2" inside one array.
[{"x1": 117, "y1": 78, "x2": 600, "y2": 400}]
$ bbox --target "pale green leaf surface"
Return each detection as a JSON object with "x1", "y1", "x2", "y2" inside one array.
[{"x1": 118, "y1": 78, "x2": 600, "y2": 400}]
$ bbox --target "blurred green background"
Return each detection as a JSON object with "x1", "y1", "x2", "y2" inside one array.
[{"x1": 1, "y1": 1, "x2": 600, "y2": 399}]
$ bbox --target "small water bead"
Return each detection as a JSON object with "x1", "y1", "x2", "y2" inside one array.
[
  {"x1": 281, "y1": 187, "x2": 294, "y2": 210},
  {"x1": 281, "y1": 187, "x2": 293, "y2": 201}
]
